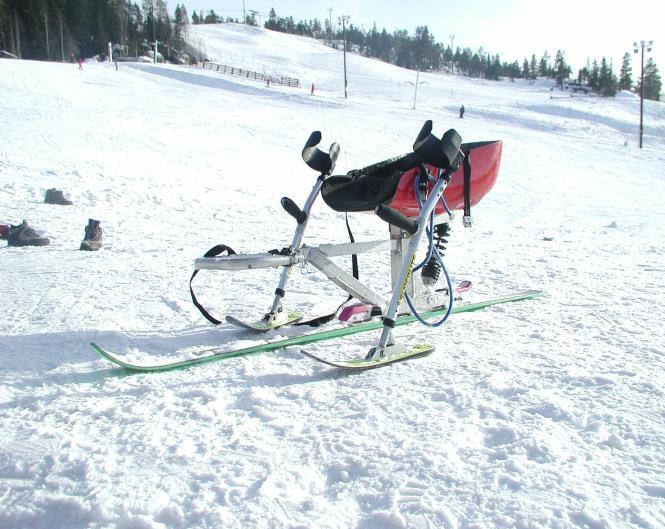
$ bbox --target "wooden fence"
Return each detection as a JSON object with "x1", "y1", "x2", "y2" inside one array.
[{"x1": 199, "y1": 61, "x2": 300, "y2": 88}]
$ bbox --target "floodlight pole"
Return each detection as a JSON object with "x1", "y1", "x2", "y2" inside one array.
[
  {"x1": 449, "y1": 34, "x2": 455, "y2": 75},
  {"x1": 328, "y1": 7, "x2": 333, "y2": 45},
  {"x1": 634, "y1": 39, "x2": 654, "y2": 149},
  {"x1": 340, "y1": 15, "x2": 349, "y2": 98},
  {"x1": 151, "y1": 0, "x2": 156, "y2": 63}
]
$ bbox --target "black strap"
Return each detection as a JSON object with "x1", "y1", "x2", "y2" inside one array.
[
  {"x1": 347, "y1": 152, "x2": 419, "y2": 180},
  {"x1": 463, "y1": 148, "x2": 472, "y2": 219},
  {"x1": 295, "y1": 213, "x2": 359, "y2": 327},
  {"x1": 190, "y1": 244, "x2": 236, "y2": 325},
  {"x1": 345, "y1": 212, "x2": 359, "y2": 281}
]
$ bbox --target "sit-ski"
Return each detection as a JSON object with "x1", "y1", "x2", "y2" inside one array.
[
  {"x1": 92, "y1": 120, "x2": 543, "y2": 372},
  {"x1": 190, "y1": 120, "x2": 517, "y2": 367}
]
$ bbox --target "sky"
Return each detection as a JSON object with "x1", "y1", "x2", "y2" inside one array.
[{"x1": 177, "y1": 0, "x2": 664, "y2": 74}]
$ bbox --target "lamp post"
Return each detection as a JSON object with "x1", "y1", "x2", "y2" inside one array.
[
  {"x1": 411, "y1": 68, "x2": 426, "y2": 109},
  {"x1": 340, "y1": 15, "x2": 350, "y2": 98},
  {"x1": 633, "y1": 40, "x2": 653, "y2": 149},
  {"x1": 328, "y1": 7, "x2": 333, "y2": 46},
  {"x1": 449, "y1": 34, "x2": 455, "y2": 74},
  {"x1": 151, "y1": 0, "x2": 157, "y2": 63}
]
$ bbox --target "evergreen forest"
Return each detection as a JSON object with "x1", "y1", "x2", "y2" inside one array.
[{"x1": 0, "y1": 1, "x2": 661, "y2": 100}]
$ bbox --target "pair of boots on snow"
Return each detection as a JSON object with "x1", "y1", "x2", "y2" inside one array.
[
  {"x1": 1, "y1": 188, "x2": 103, "y2": 250},
  {"x1": 2, "y1": 219, "x2": 102, "y2": 250}
]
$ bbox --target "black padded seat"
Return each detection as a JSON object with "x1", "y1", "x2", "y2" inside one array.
[{"x1": 321, "y1": 153, "x2": 419, "y2": 213}]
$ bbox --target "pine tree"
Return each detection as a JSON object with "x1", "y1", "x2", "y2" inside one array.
[
  {"x1": 522, "y1": 58, "x2": 530, "y2": 79},
  {"x1": 639, "y1": 58, "x2": 662, "y2": 101},
  {"x1": 554, "y1": 49, "x2": 570, "y2": 87},
  {"x1": 539, "y1": 51, "x2": 551, "y2": 77},
  {"x1": 589, "y1": 59, "x2": 600, "y2": 91},
  {"x1": 619, "y1": 52, "x2": 633, "y2": 90},
  {"x1": 265, "y1": 8, "x2": 278, "y2": 31},
  {"x1": 173, "y1": 3, "x2": 188, "y2": 56},
  {"x1": 204, "y1": 10, "x2": 219, "y2": 24},
  {"x1": 529, "y1": 54, "x2": 538, "y2": 79},
  {"x1": 598, "y1": 57, "x2": 618, "y2": 96}
]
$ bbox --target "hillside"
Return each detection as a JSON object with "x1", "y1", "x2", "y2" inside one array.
[{"x1": 1, "y1": 23, "x2": 664, "y2": 529}]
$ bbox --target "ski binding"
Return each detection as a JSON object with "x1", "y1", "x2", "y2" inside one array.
[{"x1": 226, "y1": 310, "x2": 303, "y2": 331}]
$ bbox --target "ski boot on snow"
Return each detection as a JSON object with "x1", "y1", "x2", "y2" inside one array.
[
  {"x1": 44, "y1": 188, "x2": 73, "y2": 205},
  {"x1": 80, "y1": 219, "x2": 103, "y2": 251},
  {"x1": 7, "y1": 220, "x2": 50, "y2": 247}
]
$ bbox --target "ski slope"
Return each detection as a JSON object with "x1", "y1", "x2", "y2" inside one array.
[{"x1": 1, "y1": 22, "x2": 665, "y2": 529}]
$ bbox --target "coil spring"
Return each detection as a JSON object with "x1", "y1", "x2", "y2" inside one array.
[
  {"x1": 432, "y1": 222, "x2": 451, "y2": 253},
  {"x1": 421, "y1": 222, "x2": 451, "y2": 285}
]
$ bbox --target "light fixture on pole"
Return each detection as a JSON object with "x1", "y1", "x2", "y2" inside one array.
[
  {"x1": 340, "y1": 15, "x2": 350, "y2": 98},
  {"x1": 633, "y1": 40, "x2": 653, "y2": 149}
]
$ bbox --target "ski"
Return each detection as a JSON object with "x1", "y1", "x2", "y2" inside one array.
[
  {"x1": 226, "y1": 310, "x2": 303, "y2": 331},
  {"x1": 301, "y1": 344, "x2": 434, "y2": 370},
  {"x1": 91, "y1": 289, "x2": 543, "y2": 373}
]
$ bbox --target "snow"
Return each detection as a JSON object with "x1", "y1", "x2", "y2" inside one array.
[{"x1": 2, "y1": 22, "x2": 665, "y2": 529}]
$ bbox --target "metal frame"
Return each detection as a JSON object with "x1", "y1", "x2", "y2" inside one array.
[
  {"x1": 194, "y1": 173, "x2": 450, "y2": 357},
  {"x1": 193, "y1": 176, "x2": 395, "y2": 324},
  {"x1": 194, "y1": 121, "x2": 462, "y2": 358},
  {"x1": 368, "y1": 176, "x2": 450, "y2": 359}
]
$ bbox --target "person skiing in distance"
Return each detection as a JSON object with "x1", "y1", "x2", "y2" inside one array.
[{"x1": 459, "y1": 105, "x2": 465, "y2": 118}]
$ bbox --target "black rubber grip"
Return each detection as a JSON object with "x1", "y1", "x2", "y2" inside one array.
[
  {"x1": 413, "y1": 120, "x2": 463, "y2": 169},
  {"x1": 281, "y1": 197, "x2": 307, "y2": 224},
  {"x1": 376, "y1": 204, "x2": 418, "y2": 235}
]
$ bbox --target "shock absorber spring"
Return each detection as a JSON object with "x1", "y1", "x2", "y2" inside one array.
[
  {"x1": 432, "y1": 222, "x2": 451, "y2": 252},
  {"x1": 421, "y1": 222, "x2": 451, "y2": 285}
]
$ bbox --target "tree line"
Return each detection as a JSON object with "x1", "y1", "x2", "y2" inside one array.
[
  {"x1": 0, "y1": 1, "x2": 191, "y2": 63},
  {"x1": 1, "y1": 1, "x2": 661, "y2": 100},
  {"x1": 263, "y1": 8, "x2": 661, "y2": 100}
]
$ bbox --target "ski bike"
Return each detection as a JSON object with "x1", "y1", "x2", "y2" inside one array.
[{"x1": 92, "y1": 120, "x2": 542, "y2": 371}]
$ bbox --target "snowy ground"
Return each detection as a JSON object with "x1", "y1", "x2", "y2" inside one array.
[{"x1": 1, "y1": 23, "x2": 665, "y2": 529}]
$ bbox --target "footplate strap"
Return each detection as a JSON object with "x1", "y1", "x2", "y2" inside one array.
[{"x1": 190, "y1": 244, "x2": 236, "y2": 325}]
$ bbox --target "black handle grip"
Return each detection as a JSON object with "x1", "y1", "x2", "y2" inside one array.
[
  {"x1": 302, "y1": 131, "x2": 340, "y2": 175},
  {"x1": 413, "y1": 120, "x2": 462, "y2": 169},
  {"x1": 375, "y1": 204, "x2": 418, "y2": 235},
  {"x1": 281, "y1": 197, "x2": 307, "y2": 224}
]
